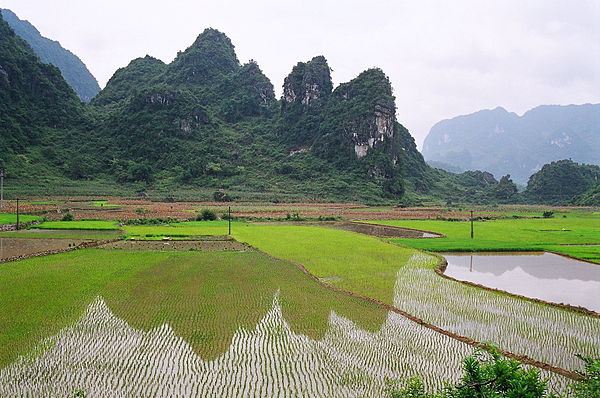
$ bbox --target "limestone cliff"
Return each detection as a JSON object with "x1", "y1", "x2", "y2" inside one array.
[{"x1": 282, "y1": 56, "x2": 332, "y2": 106}]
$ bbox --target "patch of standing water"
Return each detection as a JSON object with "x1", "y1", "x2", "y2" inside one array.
[{"x1": 442, "y1": 252, "x2": 600, "y2": 312}]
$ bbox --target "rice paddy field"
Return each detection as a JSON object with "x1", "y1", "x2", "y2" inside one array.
[
  {"x1": 1, "y1": 249, "x2": 480, "y2": 397},
  {"x1": 366, "y1": 213, "x2": 600, "y2": 263},
  {"x1": 0, "y1": 206, "x2": 598, "y2": 396}
]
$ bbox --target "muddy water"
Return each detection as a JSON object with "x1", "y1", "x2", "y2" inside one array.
[
  {"x1": 442, "y1": 252, "x2": 600, "y2": 312},
  {"x1": 0, "y1": 238, "x2": 88, "y2": 259}
]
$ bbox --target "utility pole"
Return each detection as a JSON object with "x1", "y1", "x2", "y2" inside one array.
[
  {"x1": 16, "y1": 198, "x2": 19, "y2": 230},
  {"x1": 0, "y1": 169, "x2": 4, "y2": 210},
  {"x1": 228, "y1": 206, "x2": 231, "y2": 235},
  {"x1": 470, "y1": 210, "x2": 474, "y2": 239}
]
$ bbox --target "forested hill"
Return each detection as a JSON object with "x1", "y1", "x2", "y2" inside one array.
[
  {"x1": 0, "y1": 15, "x2": 560, "y2": 204},
  {"x1": 422, "y1": 104, "x2": 600, "y2": 185},
  {"x1": 0, "y1": 11, "x2": 84, "y2": 176},
  {"x1": 0, "y1": 8, "x2": 100, "y2": 102}
]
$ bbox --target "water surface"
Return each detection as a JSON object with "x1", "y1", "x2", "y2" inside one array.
[{"x1": 442, "y1": 252, "x2": 600, "y2": 312}]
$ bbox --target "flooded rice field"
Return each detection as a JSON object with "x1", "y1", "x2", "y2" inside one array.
[
  {"x1": 0, "y1": 294, "x2": 567, "y2": 397},
  {"x1": 442, "y1": 252, "x2": 600, "y2": 312},
  {"x1": 394, "y1": 254, "x2": 600, "y2": 371},
  {"x1": 0, "y1": 246, "x2": 589, "y2": 396}
]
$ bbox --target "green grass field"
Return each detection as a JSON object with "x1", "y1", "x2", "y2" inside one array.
[
  {"x1": 0, "y1": 213, "x2": 41, "y2": 225},
  {"x1": 367, "y1": 216, "x2": 600, "y2": 263},
  {"x1": 32, "y1": 220, "x2": 121, "y2": 230},
  {"x1": 124, "y1": 221, "x2": 244, "y2": 238}
]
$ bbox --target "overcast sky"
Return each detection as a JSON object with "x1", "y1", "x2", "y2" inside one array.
[{"x1": 2, "y1": 0, "x2": 599, "y2": 147}]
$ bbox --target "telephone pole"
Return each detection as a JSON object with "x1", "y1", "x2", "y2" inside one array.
[
  {"x1": 470, "y1": 210, "x2": 474, "y2": 239},
  {"x1": 0, "y1": 169, "x2": 4, "y2": 210},
  {"x1": 228, "y1": 206, "x2": 231, "y2": 235},
  {"x1": 16, "y1": 198, "x2": 20, "y2": 230}
]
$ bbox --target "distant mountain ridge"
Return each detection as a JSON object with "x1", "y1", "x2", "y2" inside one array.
[
  {"x1": 1, "y1": 8, "x2": 100, "y2": 102},
  {"x1": 422, "y1": 104, "x2": 600, "y2": 184}
]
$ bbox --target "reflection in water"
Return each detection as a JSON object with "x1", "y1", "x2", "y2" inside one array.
[
  {"x1": 443, "y1": 252, "x2": 600, "y2": 312},
  {"x1": 0, "y1": 296, "x2": 474, "y2": 397}
]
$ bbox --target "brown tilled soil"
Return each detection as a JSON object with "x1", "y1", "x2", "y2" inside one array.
[
  {"x1": 0, "y1": 238, "x2": 91, "y2": 260},
  {"x1": 101, "y1": 239, "x2": 252, "y2": 252},
  {"x1": 2, "y1": 198, "x2": 499, "y2": 221}
]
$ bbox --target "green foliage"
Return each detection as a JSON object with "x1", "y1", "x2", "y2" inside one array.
[
  {"x1": 213, "y1": 190, "x2": 232, "y2": 202},
  {"x1": 524, "y1": 160, "x2": 600, "y2": 204},
  {"x1": 91, "y1": 55, "x2": 166, "y2": 106},
  {"x1": 390, "y1": 378, "x2": 433, "y2": 398},
  {"x1": 390, "y1": 348, "x2": 555, "y2": 398},
  {"x1": 197, "y1": 209, "x2": 218, "y2": 221},
  {"x1": 390, "y1": 351, "x2": 600, "y2": 398},
  {"x1": 542, "y1": 211, "x2": 554, "y2": 218},
  {"x1": 1, "y1": 8, "x2": 100, "y2": 102},
  {"x1": 572, "y1": 183, "x2": 600, "y2": 206},
  {"x1": 61, "y1": 212, "x2": 74, "y2": 221},
  {"x1": 570, "y1": 355, "x2": 600, "y2": 398}
]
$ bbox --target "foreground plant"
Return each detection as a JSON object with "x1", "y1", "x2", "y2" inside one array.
[{"x1": 391, "y1": 348, "x2": 599, "y2": 398}]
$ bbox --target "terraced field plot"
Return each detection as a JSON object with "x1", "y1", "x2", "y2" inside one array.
[
  {"x1": 115, "y1": 221, "x2": 600, "y2": 373},
  {"x1": 1, "y1": 220, "x2": 596, "y2": 396},
  {"x1": 226, "y1": 224, "x2": 600, "y2": 371},
  {"x1": 0, "y1": 237, "x2": 90, "y2": 260},
  {"x1": 369, "y1": 216, "x2": 600, "y2": 263},
  {"x1": 0, "y1": 248, "x2": 478, "y2": 397}
]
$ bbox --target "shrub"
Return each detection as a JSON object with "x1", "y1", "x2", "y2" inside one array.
[
  {"x1": 61, "y1": 212, "x2": 74, "y2": 221},
  {"x1": 213, "y1": 190, "x2": 232, "y2": 202},
  {"x1": 197, "y1": 209, "x2": 218, "y2": 221},
  {"x1": 543, "y1": 211, "x2": 554, "y2": 218}
]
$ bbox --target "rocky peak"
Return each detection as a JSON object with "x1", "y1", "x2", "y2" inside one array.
[
  {"x1": 186, "y1": 28, "x2": 239, "y2": 72},
  {"x1": 167, "y1": 28, "x2": 239, "y2": 85},
  {"x1": 237, "y1": 60, "x2": 275, "y2": 105},
  {"x1": 282, "y1": 56, "x2": 332, "y2": 105},
  {"x1": 332, "y1": 68, "x2": 397, "y2": 158}
]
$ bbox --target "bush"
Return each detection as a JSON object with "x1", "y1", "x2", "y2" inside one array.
[
  {"x1": 61, "y1": 212, "x2": 74, "y2": 221},
  {"x1": 389, "y1": 349, "x2": 600, "y2": 398},
  {"x1": 197, "y1": 209, "x2": 218, "y2": 221},
  {"x1": 543, "y1": 211, "x2": 554, "y2": 218},
  {"x1": 570, "y1": 355, "x2": 600, "y2": 398},
  {"x1": 213, "y1": 190, "x2": 232, "y2": 202}
]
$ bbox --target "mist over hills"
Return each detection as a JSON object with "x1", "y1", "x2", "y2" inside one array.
[
  {"x1": 422, "y1": 104, "x2": 600, "y2": 185},
  {"x1": 0, "y1": 8, "x2": 100, "y2": 102}
]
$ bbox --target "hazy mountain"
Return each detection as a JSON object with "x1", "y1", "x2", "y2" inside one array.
[
  {"x1": 1, "y1": 8, "x2": 100, "y2": 102},
  {"x1": 422, "y1": 104, "x2": 600, "y2": 184}
]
